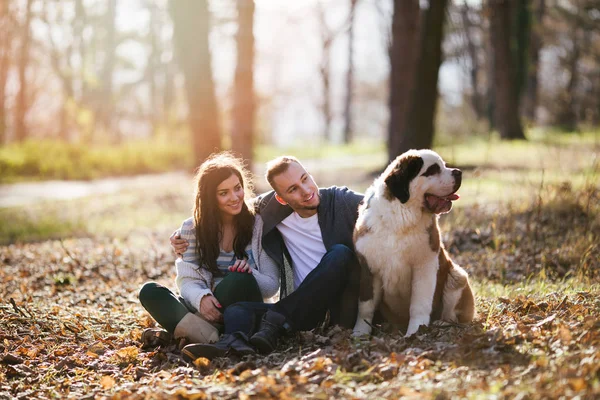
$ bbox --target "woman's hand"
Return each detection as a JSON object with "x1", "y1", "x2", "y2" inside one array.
[
  {"x1": 170, "y1": 230, "x2": 190, "y2": 257},
  {"x1": 199, "y1": 295, "x2": 223, "y2": 323},
  {"x1": 229, "y1": 259, "x2": 252, "y2": 274}
]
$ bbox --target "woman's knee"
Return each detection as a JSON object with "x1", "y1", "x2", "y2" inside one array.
[
  {"x1": 138, "y1": 281, "x2": 162, "y2": 305},
  {"x1": 225, "y1": 272, "x2": 257, "y2": 284}
]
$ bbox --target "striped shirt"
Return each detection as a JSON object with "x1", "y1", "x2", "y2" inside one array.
[
  {"x1": 180, "y1": 218, "x2": 256, "y2": 290},
  {"x1": 213, "y1": 246, "x2": 257, "y2": 287}
]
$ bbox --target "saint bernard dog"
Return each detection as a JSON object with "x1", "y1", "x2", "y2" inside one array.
[{"x1": 352, "y1": 149, "x2": 475, "y2": 337}]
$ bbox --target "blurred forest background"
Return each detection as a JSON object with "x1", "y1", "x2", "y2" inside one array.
[
  {"x1": 1, "y1": 1, "x2": 600, "y2": 398},
  {"x1": 0, "y1": 0, "x2": 599, "y2": 181}
]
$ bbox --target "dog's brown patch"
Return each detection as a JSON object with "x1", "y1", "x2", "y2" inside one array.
[
  {"x1": 430, "y1": 248, "x2": 451, "y2": 322},
  {"x1": 383, "y1": 154, "x2": 424, "y2": 203},
  {"x1": 455, "y1": 279, "x2": 476, "y2": 323},
  {"x1": 422, "y1": 163, "x2": 441, "y2": 177},
  {"x1": 427, "y1": 219, "x2": 440, "y2": 252}
]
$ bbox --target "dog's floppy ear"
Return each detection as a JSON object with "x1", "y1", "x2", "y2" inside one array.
[{"x1": 384, "y1": 154, "x2": 424, "y2": 203}]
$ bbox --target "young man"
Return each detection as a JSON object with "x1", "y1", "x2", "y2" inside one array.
[{"x1": 171, "y1": 156, "x2": 363, "y2": 360}]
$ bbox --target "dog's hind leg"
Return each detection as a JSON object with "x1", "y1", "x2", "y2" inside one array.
[
  {"x1": 442, "y1": 264, "x2": 475, "y2": 323},
  {"x1": 353, "y1": 253, "x2": 382, "y2": 336}
]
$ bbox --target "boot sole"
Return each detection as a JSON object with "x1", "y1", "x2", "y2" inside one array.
[
  {"x1": 181, "y1": 344, "x2": 228, "y2": 362},
  {"x1": 249, "y1": 336, "x2": 275, "y2": 355}
]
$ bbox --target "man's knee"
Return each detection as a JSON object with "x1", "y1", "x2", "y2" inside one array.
[
  {"x1": 223, "y1": 302, "x2": 251, "y2": 320},
  {"x1": 328, "y1": 244, "x2": 359, "y2": 271}
]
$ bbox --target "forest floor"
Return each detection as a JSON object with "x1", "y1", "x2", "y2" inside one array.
[{"x1": 1, "y1": 137, "x2": 599, "y2": 399}]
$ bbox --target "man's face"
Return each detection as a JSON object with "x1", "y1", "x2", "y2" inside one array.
[{"x1": 272, "y1": 162, "x2": 320, "y2": 218}]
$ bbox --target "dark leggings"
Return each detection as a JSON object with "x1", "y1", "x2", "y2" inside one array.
[{"x1": 138, "y1": 272, "x2": 263, "y2": 333}]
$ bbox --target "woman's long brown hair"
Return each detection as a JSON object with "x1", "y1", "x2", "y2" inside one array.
[{"x1": 192, "y1": 152, "x2": 255, "y2": 276}]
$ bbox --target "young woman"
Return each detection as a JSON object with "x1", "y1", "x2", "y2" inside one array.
[{"x1": 138, "y1": 152, "x2": 279, "y2": 346}]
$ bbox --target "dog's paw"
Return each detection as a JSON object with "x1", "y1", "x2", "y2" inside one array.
[
  {"x1": 406, "y1": 317, "x2": 429, "y2": 337},
  {"x1": 352, "y1": 320, "x2": 372, "y2": 337}
]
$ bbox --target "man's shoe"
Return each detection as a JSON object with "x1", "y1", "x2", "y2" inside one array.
[
  {"x1": 181, "y1": 332, "x2": 255, "y2": 362},
  {"x1": 249, "y1": 310, "x2": 287, "y2": 354}
]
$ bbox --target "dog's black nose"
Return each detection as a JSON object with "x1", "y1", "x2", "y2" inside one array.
[{"x1": 452, "y1": 169, "x2": 462, "y2": 178}]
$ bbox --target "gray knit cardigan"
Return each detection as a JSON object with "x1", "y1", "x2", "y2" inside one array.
[{"x1": 175, "y1": 214, "x2": 280, "y2": 312}]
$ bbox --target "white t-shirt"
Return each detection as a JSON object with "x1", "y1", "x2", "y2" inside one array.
[{"x1": 277, "y1": 212, "x2": 327, "y2": 289}]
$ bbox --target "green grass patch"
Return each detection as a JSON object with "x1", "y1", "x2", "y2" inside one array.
[
  {"x1": 0, "y1": 139, "x2": 193, "y2": 183},
  {"x1": 0, "y1": 204, "x2": 86, "y2": 244},
  {"x1": 255, "y1": 138, "x2": 385, "y2": 163}
]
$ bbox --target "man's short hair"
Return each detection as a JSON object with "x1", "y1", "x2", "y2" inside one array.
[{"x1": 265, "y1": 156, "x2": 301, "y2": 191}]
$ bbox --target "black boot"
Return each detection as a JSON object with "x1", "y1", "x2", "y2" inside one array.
[
  {"x1": 249, "y1": 310, "x2": 288, "y2": 354},
  {"x1": 181, "y1": 332, "x2": 255, "y2": 362}
]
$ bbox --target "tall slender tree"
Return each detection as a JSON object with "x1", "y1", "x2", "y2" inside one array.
[
  {"x1": 0, "y1": 0, "x2": 12, "y2": 144},
  {"x1": 317, "y1": 1, "x2": 334, "y2": 142},
  {"x1": 169, "y1": 0, "x2": 221, "y2": 163},
  {"x1": 231, "y1": 0, "x2": 255, "y2": 166},
  {"x1": 393, "y1": 0, "x2": 449, "y2": 158},
  {"x1": 387, "y1": 0, "x2": 420, "y2": 161},
  {"x1": 146, "y1": 0, "x2": 160, "y2": 137},
  {"x1": 489, "y1": 0, "x2": 526, "y2": 139},
  {"x1": 342, "y1": 0, "x2": 358, "y2": 144},
  {"x1": 460, "y1": 1, "x2": 485, "y2": 120},
  {"x1": 523, "y1": 0, "x2": 545, "y2": 121},
  {"x1": 14, "y1": 0, "x2": 33, "y2": 142},
  {"x1": 513, "y1": 0, "x2": 531, "y2": 103},
  {"x1": 97, "y1": 0, "x2": 117, "y2": 142}
]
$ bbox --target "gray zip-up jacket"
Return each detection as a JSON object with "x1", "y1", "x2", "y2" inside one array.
[{"x1": 254, "y1": 186, "x2": 364, "y2": 298}]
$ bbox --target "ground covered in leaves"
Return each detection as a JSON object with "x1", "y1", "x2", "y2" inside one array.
[
  {"x1": 1, "y1": 139, "x2": 599, "y2": 398},
  {"x1": 2, "y1": 186, "x2": 599, "y2": 399}
]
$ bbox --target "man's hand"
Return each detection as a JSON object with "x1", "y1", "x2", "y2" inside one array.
[
  {"x1": 199, "y1": 295, "x2": 223, "y2": 323},
  {"x1": 228, "y1": 259, "x2": 252, "y2": 274},
  {"x1": 170, "y1": 230, "x2": 190, "y2": 257}
]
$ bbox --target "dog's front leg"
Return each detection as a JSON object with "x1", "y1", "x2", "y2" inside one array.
[
  {"x1": 406, "y1": 259, "x2": 438, "y2": 336},
  {"x1": 352, "y1": 254, "x2": 382, "y2": 336}
]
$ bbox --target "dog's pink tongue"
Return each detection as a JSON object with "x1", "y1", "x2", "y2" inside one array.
[{"x1": 447, "y1": 193, "x2": 460, "y2": 201}]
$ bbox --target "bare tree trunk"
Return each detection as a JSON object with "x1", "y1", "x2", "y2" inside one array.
[
  {"x1": 486, "y1": 24, "x2": 496, "y2": 131},
  {"x1": 514, "y1": 0, "x2": 530, "y2": 104},
  {"x1": 97, "y1": 0, "x2": 117, "y2": 142},
  {"x1": 14, "y1": 0, "x2": 33, "y2": 143},
  {"x1": 147, "y1": 1, "x2": 159, "y2": 137},
  {"x1": 342, "y1": 0, "x2": 357, "y2": 144},
  {"x1": 169, "y1": 0, "x2": 221, "y2": 163},
  {"x1": 460, "y1": 1, "x2": 484, "y2": 120},
  {"x1": 0, "y1": 0, "x2": 12, "y2": 145},
  {"x1": 556, "y1": 6, "x2": 581, "y2": 132},
  {"x1": 523, "y1": 0, "x2": 545, "y2": 121},
  {"x1": 317, "y1": 2, "x2": 333, "y2": 142},
  {"x1": 74, "y1": 0, "x2": 86, "y2": 105},
  {"x1": 231, "y1": 0, "x2": 255, "y2": 166},
  {"x1": 395, "y1": 0, "x2": 449, "y2": 158},
  {"x1": 387, "y1": 0, "x2": 419, "y2": 162},
  {"x1": 489, "y1": 0, "x2": 525, "y2": 140}
]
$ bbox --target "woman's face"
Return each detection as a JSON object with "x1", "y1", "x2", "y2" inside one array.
[{"x1": 215, "y1": 173, "x2": 245, "y2": 217}]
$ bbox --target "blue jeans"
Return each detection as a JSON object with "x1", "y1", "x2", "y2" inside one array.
[{"x1": 223, "y1": 244, "x2": 360, "y2": 335}]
